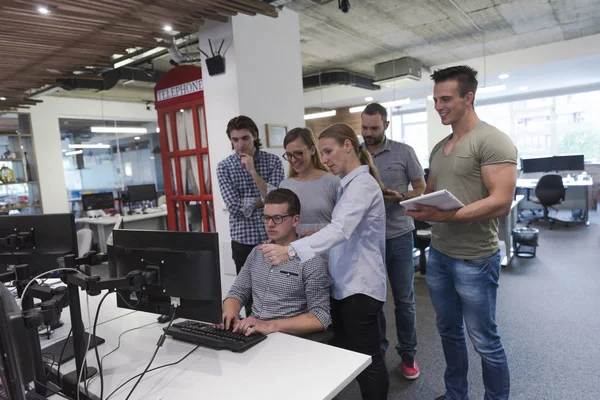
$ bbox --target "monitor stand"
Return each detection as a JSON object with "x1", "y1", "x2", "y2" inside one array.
[{"x1": 42, "y1": 333, "x2": 105, "y2": 364}]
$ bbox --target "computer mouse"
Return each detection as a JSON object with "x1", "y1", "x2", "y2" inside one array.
[{"x1": 157, "y1": 314, "x2": 171, "y2": 324}]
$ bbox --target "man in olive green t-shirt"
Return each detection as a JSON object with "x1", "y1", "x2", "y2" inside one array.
[{"x1": 407, "y1": 66, "x2": 516, "y2": 400}]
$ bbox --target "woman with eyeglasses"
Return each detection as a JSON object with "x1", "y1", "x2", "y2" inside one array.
[
  {"x1": 278, "y1": 128, "x2": 339, "y2": 238},
  {"x1": 261, "y1": 123, "x2": 389, "y2": 400}
]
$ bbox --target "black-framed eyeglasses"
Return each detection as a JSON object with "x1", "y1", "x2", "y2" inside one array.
[
  {"x1": 263, "y1": 214, "x2": 293, "y2": 224},
  {"x1": 282, "y1": 148, "x2": 308, "y2": 161}
]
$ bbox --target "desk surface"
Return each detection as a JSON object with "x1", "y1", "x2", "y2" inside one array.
[
  {"x1": 76, "y1": 211, "x2": 167, "y2": 226},
  {"x1": 48, "y1": 290, "x2": 371, "y2": 400},
  {"x1": 517, "y1": 178, "x2": 593, "y2": 188}
]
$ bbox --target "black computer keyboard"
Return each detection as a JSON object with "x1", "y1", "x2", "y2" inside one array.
[{"x1": 164, "y1": 320, "x2": 267, "y2": 353}]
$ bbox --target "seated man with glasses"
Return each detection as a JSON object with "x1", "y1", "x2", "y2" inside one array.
[{"x1": 218, "y1": 188, "x2": 331, "y2": 336}]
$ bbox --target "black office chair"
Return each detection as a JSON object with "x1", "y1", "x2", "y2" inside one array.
[
  {"x1": 413, "y1": 220, "x2": 432, "y2": 275},
  {"x1": 527, "y1": 174, "x2": 569, "y2": 230},
  {"x1": 411, "y1": 168, "x2": 432, "y2": 274}
]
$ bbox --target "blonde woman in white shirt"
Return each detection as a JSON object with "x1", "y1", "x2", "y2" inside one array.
[{"x1": 261, "y1": 123, "x2": 389, "y2": 400}]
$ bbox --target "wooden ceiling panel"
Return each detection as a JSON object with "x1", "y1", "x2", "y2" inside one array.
[{"x1": 0, "y1": 0, "x2": 277, "y2": 110}]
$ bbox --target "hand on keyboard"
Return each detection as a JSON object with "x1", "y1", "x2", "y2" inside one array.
[
  {"x1": 233, "y1": 316, "x2": 277, "y2": 336},
  {"x1": 215, "y1": 310, "x2": 240, "y2": 331}
]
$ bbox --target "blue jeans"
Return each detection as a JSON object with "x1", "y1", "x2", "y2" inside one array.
[
  {"x1": 426, "y1": 247, "x2": 510, "y2": 400},
  {"x1": 378, "y1": 232, "x2": 417, "y2": 361}
]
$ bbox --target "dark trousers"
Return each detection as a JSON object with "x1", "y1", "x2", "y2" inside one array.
[
  {"x1": 231, "y1": 241, "x2": 255, "y2": 317},
  {"x1": 332, "y1": 294, "x2": 389, "y2": 400}
]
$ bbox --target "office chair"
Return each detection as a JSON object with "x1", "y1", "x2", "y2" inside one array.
[
  {"x1": 527, "y1": 174, "x2": 569, "y2": 230},
  {"x1": 77, "y1": 228, "x2": 94, "y2": 257},
  {"x1": 412, "y1": 167, "x2": 431, "y2": 275},
  {"x1": 414, "y1": 220, "x2": 432, "y2": 275}
]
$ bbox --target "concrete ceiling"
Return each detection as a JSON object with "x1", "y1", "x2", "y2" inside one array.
[
  {"x1": 43, "y1": 0, "x2": 600, "y2": 108},
  {"x1": 289, "y1": 0, "x2": 600, "y2": 76}
]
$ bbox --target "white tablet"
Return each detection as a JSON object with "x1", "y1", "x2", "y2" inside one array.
[{"x1": 399, "y1": 190, "x2": 464, "y2": 211}]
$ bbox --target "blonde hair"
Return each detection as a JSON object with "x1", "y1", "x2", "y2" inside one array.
[
  {"x1": 318, "y1": 123, "x2": 385, "y2": 191},
  {"x1": 283, "y1": 127, "x2": 329, "y2": 178}
]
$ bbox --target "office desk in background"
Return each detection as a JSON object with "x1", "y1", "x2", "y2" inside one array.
[
  {"x1": 499, "y1": 195, "x2": 524, "y2": 267},
  {"x1": 75, "y1": 211, "x2": 168, "y2": 252},
  {"x1": 47, "y1": 291, "x2": 371, "y2": 400},
  {"x1": 516, "y1": 178, "x2": 593, "y2": 225}
]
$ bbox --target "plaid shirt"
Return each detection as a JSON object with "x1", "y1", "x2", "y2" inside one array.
[
  {"x1": 226, "y1": 247, "x2": 332, "y2": 329},
  {"x1": 217, "y1": 150, "x2": 284, "y2": 245}
]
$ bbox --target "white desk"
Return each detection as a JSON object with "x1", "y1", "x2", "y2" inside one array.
[
  {"x1": 48, "y1": 292, "x2": 371, "y2": 400},
  {"x1": 516, "y1": 178, "x2": 593, "y2": 225},
  {"x1": 499, "y1": 195, "x2": 524, "y2": 267},
  {"x1": 76, "y1": 211, "x2": 168, "y2": 252}
]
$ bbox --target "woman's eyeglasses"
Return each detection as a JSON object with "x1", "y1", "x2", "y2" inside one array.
[
  {"x1": 262, "y1": 214, "x2": 293, "y2": 224},
  {"x1": 282, "y1": 148, "x2": 308, "y2": 161}
]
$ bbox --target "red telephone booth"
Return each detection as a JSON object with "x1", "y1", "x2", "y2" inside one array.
[{"x1": 154, "y1": 66, "x2": 215, "y2": 232}]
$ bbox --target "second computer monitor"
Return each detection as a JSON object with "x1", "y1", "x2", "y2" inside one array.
[
  {"x1": 81, "y1": 192, "x2": 115, "y2": 211},
  {"x1": 553, "y1": 154, "x2": 585, "y2": 172},
  {"x1": 0, "y1": 214, "x2": 78, "y2": 277},
  {"x1": 108, "y1": 229, "x2": 222, "y2": 323},
  {"x1": 521, "y1": 156, "x2": 554, "y2": 173},
  {"x1": 126, "y1": 184, "x2": 157, "y2": 203}
]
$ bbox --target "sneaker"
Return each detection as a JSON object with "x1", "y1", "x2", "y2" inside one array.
[{"x1": 402, "y1": 360, "x2": 420, "y2": 380}]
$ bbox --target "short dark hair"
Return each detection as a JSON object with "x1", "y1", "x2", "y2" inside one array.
[
  {"x1": 362, "y1": 103, "x2": 388, "y2": 123},
  {"x1": 226, "y1": 115, "x2": 263, "y2": 150},
  {"x1": 264, "y1": 188, "x2": 301, "y2": 216},
  {"x1": 430, "y1": 65, "x2": 478, "y2": 98}
]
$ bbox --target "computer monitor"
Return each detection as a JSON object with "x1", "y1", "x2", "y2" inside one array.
[
  {"x1": 125, "y1": 184, "x2": 157, "y2": 203},
  {"x1": 552, "y1": 154, "x2": 585, "y2": 172},
  {"x1": 81, "y1": 192, "x2": 115, "y2": 211},
  {"x1": 0, "y1": 284, "x2": 35, "y2": 400},
  {"x1": 108, "y1": 229, "x2": 222, "y2": 323},
  {"x1": 521, "y1": 156, "x2": 554, "y2": 173},
  {"x1": 0, "y1": 214, "x2": 78, "y2": 279}
]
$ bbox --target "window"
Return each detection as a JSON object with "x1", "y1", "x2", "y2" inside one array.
[
  {"x1": 60, "y1": 119, "x2": 162, "y2": 215},
  {"x1": 477, "y1": 90, "x2": 600, "y2": 163},
  {"x1": 389, "y1": 111, "x2": 429, "y2": 167}
]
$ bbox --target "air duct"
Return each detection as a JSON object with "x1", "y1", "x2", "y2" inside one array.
[
  {"x1": 303, "y1": 70, "x2": 380, "y2": 91},
  {"x1": 57, "y1": 67, "x2": 164, "y2": 91},
  {"x1": 374, "y1": 57, "x2": 422, "y2": 85}
]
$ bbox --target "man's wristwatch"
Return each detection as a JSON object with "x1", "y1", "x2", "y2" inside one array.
[{"x1": 287, "y1": 245, "x2": 297, "y2": 260}]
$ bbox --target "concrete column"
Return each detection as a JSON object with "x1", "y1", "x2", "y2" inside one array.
[{"x1": 200, "y1": 8, "x2": 304, "y2": 291}]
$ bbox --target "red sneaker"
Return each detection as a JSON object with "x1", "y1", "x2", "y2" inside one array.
[{"x1": 402, "y1": 360, "x2": 420, "y2": 380}]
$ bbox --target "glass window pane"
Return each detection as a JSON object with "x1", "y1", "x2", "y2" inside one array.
[
  {"x1": 175, "y1": 109, "x2": 196, "y2": 151},
  {"x1": 165, "y1": 113, "x2": 174, "y2": 152},
  {"x1": 198, "y1": 106, "x2": 208, "y2": 148}
]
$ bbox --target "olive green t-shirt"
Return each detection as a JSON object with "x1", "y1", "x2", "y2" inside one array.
[{"x1": 429, "y1": 121, "x2": 517, "y2": 259}]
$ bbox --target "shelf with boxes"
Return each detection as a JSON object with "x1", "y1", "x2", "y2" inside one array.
[{"x1": 0, "y1": 113, "x2": 42, "y2": 215}]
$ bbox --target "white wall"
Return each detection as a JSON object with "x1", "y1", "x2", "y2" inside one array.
[
  {"x1": 201, "y1": 9, "x2": 304, "y2": 297},
  {"x1": 426, "y1": 99, "x2": 451, "y2": 152},
  {"x1": 24, "y1": 96, "x2": 157, "y2": 213}
]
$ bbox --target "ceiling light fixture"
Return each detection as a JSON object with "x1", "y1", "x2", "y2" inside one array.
[
  {"x1": 364, "y1": 96, "x2": 374, "y2": 102},
  {"x1": 64, "y1": 150, "x2": 83, "y2": 156},
  {"x1": 37, "y1": 6, "x2": 50, "y2": 14},
  {"x1": 163, "y1": 25, "x2": 173, "y2": 32},
  {"x1": 68, "y1": 144, "x2": 110, "y2": 149},
  {"x1": 180, "y1": 109, "x2": 185, "y2": 113},
  {"x1": 90, "y1": 127, "x2": 147, "y2": 134},
  {"x1": 498, "y1": 73, "x2": 510, "y2": 79},
  {"x1": 0, "y1": 97, "x2": 5, "y2": 101},
  {"x1": 478, "y1": 84, "x2": 506, "y2": 94},
  {"x1": 303, "y1": 110, "x2": 336, "y2": 120},
  {"x1": 134, "y1": 136, "x2": 141, "y2": 140},
  {"x1": 349, "y1": 98, "x2": 411, "y2": 113},
  {"x1": 519, "y1": 86, "x2": 529, "y2": 91}
]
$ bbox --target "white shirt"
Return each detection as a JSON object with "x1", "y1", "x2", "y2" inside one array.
[{"x1": 291, "y1": 166, "x2": 387, "y2": 302}]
